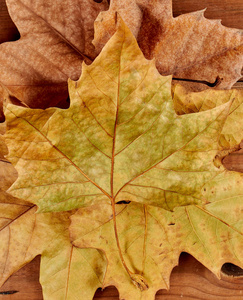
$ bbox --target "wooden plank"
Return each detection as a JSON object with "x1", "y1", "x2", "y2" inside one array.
[
  {"x1": 223, "y1": 149, "x2": 243, "y2": 172},
  {"x1": 0, "y1": 254, "x2": 243, "y2": 300},
  {"x1": 0, "y1": 257, "x2": 42, "y2": 300},
  {"x1": 0, "y1": 0, "x2": 243, "y2": 44}
]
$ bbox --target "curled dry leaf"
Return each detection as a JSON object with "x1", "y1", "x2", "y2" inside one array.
[
  {"x1": 4, "y1": 20, "x2": 236, "y2": 213},
  {"x1": 0, "y1": 0, "x2": 108, "y2": 111},
  {"x1": 0, "y1": 194, "x2": 106, "y2": 300},
  {"x1": 94, "y1": 0, "x2": 243, "y2": 91}
]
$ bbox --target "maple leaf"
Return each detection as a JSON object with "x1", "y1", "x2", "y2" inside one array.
[
  {"x1": 4, "y1": 19, "x2": 235, "y2": 213},
  {"x1": 0, "y1": 194, "x2": 106, "y2": 300},
  {"x1": 173, "y1": 85, "x2": 243, "y2": 151},
  {"x1": 0, "y1": 0, "x2": 108, "y2": 111},
  {"x1": 93, "y1": 0, "x2": 243, "y2": 91},
  {"x1": 3, "y1": 18, "x2": 243, "y2": 294},
  {"x1": 70, "y1": 196, "x2": 243, "y2": 299},
  {"x1": 0, "y1": 114, "x2": 106, "y2": 299}
]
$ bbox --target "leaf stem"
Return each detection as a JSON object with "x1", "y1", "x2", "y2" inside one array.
[
  {"x1": 110, "y1": 197, "x2": 149, "y2": 290},
  {"x1": 173, "y1": 76, "x2": 222, "y2": 87},
  {"x1": 109, "y1": 33, "x2": 148, "y2": 290},
  {"x1": 110, "y1": 198, "x2": 130, "y2": 276}
]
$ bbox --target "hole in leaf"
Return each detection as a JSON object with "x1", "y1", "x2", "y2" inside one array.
[
  {"x1": 221, "y1": 263, "x2": 243, "y2": 277},
  {"x1": 0, "y1": 291, "x2": 18, "y2": 295},
  {"x1": 94, "y1": 286, "x2": 119, "y2": 298},
  {"x1": 168, "y1": 222, "x2": 175, "y2": 226},
  {"x1": 222, "y1": 144, "x2": 243, "y2": 173},
  {"x1": 116, "y1": 200, "x2": 131, "y2": 205}
]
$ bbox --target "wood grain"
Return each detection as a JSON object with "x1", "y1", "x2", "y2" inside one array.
[
  {"x1": 0, "y1": 254, "x2": 243, "y2": 300},
  {"x1": 0, "y1": 0, "x2": 243, "y2": 299},
  {"x1": 0, "y1": 0, "x2": 243, "y2": 43},
  {"x1": 173, "y1": 0, "x2": 243, "y2": 29}
]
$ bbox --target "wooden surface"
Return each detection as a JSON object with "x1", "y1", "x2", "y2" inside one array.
[
  {"x1": 0, "y1": 0, "x2": 243, "y2": 299},
  {"x1": 173, "y1": 0, "x2": 243, "y2": 29},
  {"x1": 1, "y1": 253, "x2": 243, "y2": 300}
]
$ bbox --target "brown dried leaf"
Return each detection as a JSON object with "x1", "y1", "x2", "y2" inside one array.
[
  {"x1": 0, "y1": 0, "x2": 108, "y2": 110},
  {"x1": 94, "y1": 0, "x2": 243, "y2": 91}
]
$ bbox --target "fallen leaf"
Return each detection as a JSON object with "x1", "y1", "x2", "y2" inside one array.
[
  {"x1": 4, "y1": 20, "x2": 234, "y2": 213},
  {"x1": 70, "y1": 190, "x2": 243, "y2": 299},
  {"x1": 94, "y1": 0, "x2": 243, "y2": 91},
  {"x1": 0, "y1": 194, "x2": 106, "y2": 300},
  {"x1": 71, "y1": 202, "x2": 174, "y2": 299},
  {"x1": 0, "y1": 0, "x2": 108, "y2": 110},
  {"x1": 2, "y1": 15, "x2": 243, "y2": 300},
  {"x1": 0, "y1": 120, "x2": 107, "y2": 300},
  {"x1": 0, "y1": 123, "x2": 17, "y2": 191},
  {"x1": 173, "y1": 85, "x2": 243, "y2": 152}
]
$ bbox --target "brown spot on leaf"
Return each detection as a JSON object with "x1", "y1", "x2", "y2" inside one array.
[{"x1": 117, "y1": 200, "x2": 131, "y2": 204}]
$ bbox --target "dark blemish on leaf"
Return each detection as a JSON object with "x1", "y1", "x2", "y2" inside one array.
[
  {"x1": 93, "y1": 0, "x2": 104, "y2": 3},
  {"x1": 168, "y1": 222, "x2": 175, "y2": 226},
  {"x1": 116, "y1": 200, "x2": 131, "y2": 205},
  {"x1": 0, "y1": 291, "x2": 18, "y2": 295}
]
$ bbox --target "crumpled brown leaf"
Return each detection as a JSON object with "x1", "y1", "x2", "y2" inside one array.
[
  {"x1": 0, "y1": 0, "x2": 108, "y2": 110},
  {"x1": 94, "y1": 0, "x2": 243, "y2": 91}
]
